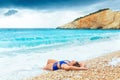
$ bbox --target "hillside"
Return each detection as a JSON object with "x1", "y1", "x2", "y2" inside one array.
[{"x1": 58, "y1": 9, "x2": 120, "y2": 29}]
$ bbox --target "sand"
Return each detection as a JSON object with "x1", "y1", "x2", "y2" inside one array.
[{"x1": 28, "y1": 51, "x2": 120, "y2": 80}]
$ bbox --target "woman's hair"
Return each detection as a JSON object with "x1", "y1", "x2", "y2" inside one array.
[{"x1": 73, "y1": 62, "x2": 80, "y2": 67}]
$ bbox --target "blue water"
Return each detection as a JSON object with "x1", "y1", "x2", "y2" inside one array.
[
  {"x1": 0, "y1": 28, "x2": 120, "y2": 80},
  {"x1": 0, "y1": 29, "x2": 118, "y2": 48},
  {"x1": 0, "y1": 29, "x2": 119, "y2": 53}
]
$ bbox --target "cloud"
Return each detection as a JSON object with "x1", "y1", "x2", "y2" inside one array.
[
  {"x1": 4, "y1": 9, "x2": 18, "y2": 16},
  {"x1": 0, "y1": 0, "x2": 102, "y2": 10},
  {"x1": 0, "y1": 9, "x2": 83, "y2": 28},
  {"x1": 0, "y1": 0, "x2": 119, "y2": 28}
]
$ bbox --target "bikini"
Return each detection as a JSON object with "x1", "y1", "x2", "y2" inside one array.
[{"x1": 53, "y1": 60, "x2": 70, "y2": 71}]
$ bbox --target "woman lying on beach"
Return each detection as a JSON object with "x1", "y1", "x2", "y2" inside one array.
[{"x1": 43, "y1": 59, "x2": 88, "y2": 71}]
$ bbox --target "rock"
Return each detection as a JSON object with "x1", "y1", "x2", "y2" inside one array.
[{"x1": 58, "y1": 8, "x2": 120, "y2": 29}]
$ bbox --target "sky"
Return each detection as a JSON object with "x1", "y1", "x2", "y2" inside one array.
[{"x1": 0, "y1": 0, "x2": 120, "y2": 28}]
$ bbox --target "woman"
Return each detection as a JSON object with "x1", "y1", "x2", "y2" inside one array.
[{"x1": 43, "y1": 59, "x2": 88, "y2": 71}]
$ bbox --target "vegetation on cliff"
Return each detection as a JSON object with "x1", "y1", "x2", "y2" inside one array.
[{"x1": 74, "y1": 8, "x2": 110, "y2": 21}]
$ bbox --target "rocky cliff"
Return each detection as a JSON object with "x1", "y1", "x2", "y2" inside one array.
[{"x1": 58, "y1": 9, "x2": 120, "y2": 29}]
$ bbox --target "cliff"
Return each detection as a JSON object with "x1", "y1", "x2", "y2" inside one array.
[{"x1": 58, "y1": 9, "x2": 120, "y2": 29}]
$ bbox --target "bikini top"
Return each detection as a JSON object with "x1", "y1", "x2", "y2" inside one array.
[
  {"x1": 53, "y1": 60, "x2": 70, "y2": 71},
  {"x1": 59, "y1": 60, "x2": 70, "y2": 68}
]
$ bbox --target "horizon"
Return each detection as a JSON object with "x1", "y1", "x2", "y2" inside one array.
[{"x1": 0, "y1": 0, "x2": 120, "y2": 28}]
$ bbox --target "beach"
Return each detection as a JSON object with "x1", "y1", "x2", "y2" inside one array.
[
  {"x1": 29, "y1": 50, "x2": 120, "y2": 80},
  {"x1": 0, "y1": 29, "x2": 120, "y2": 80}
]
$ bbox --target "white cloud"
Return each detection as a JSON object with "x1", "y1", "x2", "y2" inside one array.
[
  {"x1": 0, "y1": 0, "x2": 119, "y2": 28},
  {"x1": 0, "y1": 9, "x2": 83, "y2": 28}
]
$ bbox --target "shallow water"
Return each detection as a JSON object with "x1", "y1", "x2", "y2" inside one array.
[{"x1": 0, "y1": 28, "x2": 120, "y2": 80}]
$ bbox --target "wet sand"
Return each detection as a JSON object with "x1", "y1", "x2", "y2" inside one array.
[{"x1": 28, "y1": 51, "x2": 120, "y2": 80}]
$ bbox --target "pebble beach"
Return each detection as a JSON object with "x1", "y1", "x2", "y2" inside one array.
[{"x1": 29, "y1": 51, "x2": 120, "y2": 80}]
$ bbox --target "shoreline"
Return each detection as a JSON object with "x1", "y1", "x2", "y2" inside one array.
[{"x1": 28, "y1": 50, "x2": 120, "y2": 80}]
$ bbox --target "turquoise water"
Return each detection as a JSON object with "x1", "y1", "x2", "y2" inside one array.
[
  {"x1": 0, "y1": 28, "x2": 120, "y2": 80},
  {"x1": 0, "y1": 29, "x2": 119, "y2": 54},
  {"x1": 0, "y1": 29, "x2": 118, "y2": 48}
]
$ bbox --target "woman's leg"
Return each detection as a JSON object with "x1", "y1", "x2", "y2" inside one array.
[
  {"x1": 43, "y1": 59, "x2": 58, "y2": 71},
  {"x1": 43, "y1": 63, "x2": 53, "y2": 71},
  {"x1": 47, "y1": 59, "x2": 58, "y2": 64}
]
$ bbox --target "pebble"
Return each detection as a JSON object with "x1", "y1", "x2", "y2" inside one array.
[{"x1": 28, "y1": 51, "x2": 120, "y2": 80}]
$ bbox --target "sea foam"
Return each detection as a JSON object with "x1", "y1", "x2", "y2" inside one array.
[
  {"x1": 0, "y1": 37, "x2": 120, "y2": 80},
  {"x1": 0, "y1": 29, "x2": 120, "y2": 80}
]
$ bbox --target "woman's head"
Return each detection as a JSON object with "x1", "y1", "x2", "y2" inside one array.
[
  {"x1": 73, "y1": 62, "x2": 80, "y2": 67},
  {"x1": 70, "y1": 60, "x2": 80, "y2": 67}
]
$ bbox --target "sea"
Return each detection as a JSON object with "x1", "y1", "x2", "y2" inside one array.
[{"x1": 0, "y1": 28, "x2": 120, "y2": 80}]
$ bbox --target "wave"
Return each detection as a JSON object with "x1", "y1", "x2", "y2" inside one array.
[
  {"x1": 1, "y1": 29, "x2": 120, "y2": 80},
  {"x1": 0, "y1": 33, "x2": 116, "y2": 48},
  {"x1": 0, "y1": 33, "x2": 119, "y2": 54},
  {"x1": 0, "y1": 42, "x2": 71, "y2": 56},
  {"x1": 0, "y1": 35, "x2": 120, "y2": 80}
]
